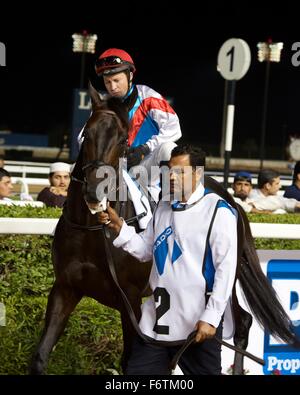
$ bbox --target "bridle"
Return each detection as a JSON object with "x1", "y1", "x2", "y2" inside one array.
[{"x1": 63, "y1": 113, "x2": 146, "y2": 231}]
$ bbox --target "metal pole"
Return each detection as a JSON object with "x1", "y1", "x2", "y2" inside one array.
[
  {"x1": 220, "y1": 80, "x2": 228, "y2": 158},
  {"x1": 259, "y1": 60, "x2": 270, "y2": 170},
  {"x1": 223, "y1": 80, "x2": 236, "y2": 190},
  {"x1": 80, "y1": 51, "x2": 86, "y2": 89}
]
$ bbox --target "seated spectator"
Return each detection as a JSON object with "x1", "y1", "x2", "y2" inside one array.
[
  {"x1": 37, "y1": 162, "x2": 71, "y2": 208},
  {"x1": 249, "y1": 169, "x2": 300, "y2": 213},
  {"x1": 0, "y1": 168, "x2": 13, "y2": 203},
  {"x1": 232, "y1": 171, "x2": 272, "y2": 214},
  {"x1": 284, "y1": 161, "x2": 300, "y2": 201},
  {"x1": 0, "y1": 168, "x2": 40, "y2": 206}
]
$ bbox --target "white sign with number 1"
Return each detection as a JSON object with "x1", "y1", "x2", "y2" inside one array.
[{"x1": 218, "y1": 38, "x2": 251, "y2": 81}]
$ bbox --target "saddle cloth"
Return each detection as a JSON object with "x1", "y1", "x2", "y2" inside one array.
[{"x1": 122, "y1": 169, "x2": 153, "y2": 230}]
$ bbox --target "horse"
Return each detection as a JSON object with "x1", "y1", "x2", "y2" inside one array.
[{"x1": 30, "y1": 84, "x2": 299, "y2": 375}]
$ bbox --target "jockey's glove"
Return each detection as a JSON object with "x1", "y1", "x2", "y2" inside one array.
[{"x1": 127, "y1": 144, "x2": 150, "y2": 169}]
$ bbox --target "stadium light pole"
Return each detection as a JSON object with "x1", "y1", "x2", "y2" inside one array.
[
  {"x1": 72, "y1": 30, "x2": 98, "y2": 88},
  {"x1": 257, "y1": 39, "x2": 283, "y2": 170}
]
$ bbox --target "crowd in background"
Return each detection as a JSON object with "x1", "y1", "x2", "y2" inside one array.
[
  {"x1": 0, "y1": 157, "x2": 71, "y2": 208},
  {"x1": 232, "y1": 162, "x2": 300, "y2": 214},
  {"x1": 1, "y1": 153, "x2": 300, "y2": 212}
]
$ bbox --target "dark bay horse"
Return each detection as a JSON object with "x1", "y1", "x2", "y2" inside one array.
[{"x1": 30, "y1": 85, "x2": 299, "y2": 375}]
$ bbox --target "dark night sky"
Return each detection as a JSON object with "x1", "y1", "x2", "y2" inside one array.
[{"x1": 0, "y1": 1, "x2": 298, "y2": 157}]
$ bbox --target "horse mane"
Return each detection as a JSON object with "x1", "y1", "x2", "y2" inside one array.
[
  {"x1": 105, "y1": 96, "x2": 130, "y2": 134},
  {"x1": 205, "y1": 175, "x2": 299, "y2": 346}
]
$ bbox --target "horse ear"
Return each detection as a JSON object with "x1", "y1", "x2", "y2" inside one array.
[{"x1": 88, "y1": 81, "x2": 102, "y2": 110}]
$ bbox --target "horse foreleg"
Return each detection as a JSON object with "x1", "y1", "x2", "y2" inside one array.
[
  {"x1": 29, "y1": 281, "x2": 82, "y2": 375},
  {"x1": 232, "y1": 305, "x2": 253, "y2": 375}
]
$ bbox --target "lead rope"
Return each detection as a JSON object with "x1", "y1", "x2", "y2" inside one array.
[
  {"x1": 102, "y1": 227, "x2": 265, "y2": 374},
  {"x1": 169, "y1": 330, "x2": 265, "y2": 371}
]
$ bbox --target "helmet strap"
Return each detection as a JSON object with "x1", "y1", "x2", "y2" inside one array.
[{"x1": 124, "y1": 70, "x2": 133, "y2": 98}]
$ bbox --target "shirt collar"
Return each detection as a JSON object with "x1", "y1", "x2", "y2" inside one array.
[
  {"x1": 122, "y1": 84, "x2": 135, "y2": 101},
  {"x1": 171, "y1": 183, "x2": 205, "y2": 209}
]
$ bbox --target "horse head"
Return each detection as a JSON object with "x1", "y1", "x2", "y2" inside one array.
[{"x1": 78, "y1": 83, "x2": 129, "y2": 213}]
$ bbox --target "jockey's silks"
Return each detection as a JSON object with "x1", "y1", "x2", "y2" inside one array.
[{"x1": 128, "y1": 85, "x2": 181, "y2": 151}]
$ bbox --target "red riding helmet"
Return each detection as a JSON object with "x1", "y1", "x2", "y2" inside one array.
[{"x1": 95, "y1": 48, "x2": 136, "y2": 76}]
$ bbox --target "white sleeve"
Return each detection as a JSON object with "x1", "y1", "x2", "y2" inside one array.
[
  {"x1": 146, "y1": 107, "x2": 182, "y2": 152},
  {"x1": 233, "y1": 197, "x2": 253, "y2": 213},
  {"x1": 280, "y1": 196, "x2": 297, "y2": 212},
  {"x1": 200, "y1": 207, "x2": 238, "y2": 328},
  {"x1": 113, "y1": 218, "x2": 154, "y2": 262},
  {"x1": 252, "y1": 195, "x2": 297, "y2": 212}
]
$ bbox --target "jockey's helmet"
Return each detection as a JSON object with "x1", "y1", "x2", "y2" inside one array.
[{"x1": 95, "y1": 48, "x2": 136, "y2": 76}]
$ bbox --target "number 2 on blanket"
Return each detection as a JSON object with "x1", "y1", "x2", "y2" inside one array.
[{"x1": 153, "y1": 287, "x2": 170, "y2": 335}]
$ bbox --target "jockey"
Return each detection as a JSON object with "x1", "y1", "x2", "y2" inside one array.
[{"x1": 80, "y1": 48, "x2": 182, "y2": 201}]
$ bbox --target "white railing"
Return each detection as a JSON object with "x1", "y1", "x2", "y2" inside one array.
[
  {"x1": 2, "y1": 161, "x2": 294, "y2": 205},
  {"x1": 0, "y1": 218, "x2": 299, "y2": 239},
  {"x1": 5, "y1": 161, "x2": 51, "y2": 178},
  {"x1": 0, "y1": 218, "x2": 57, "y2": 234}
]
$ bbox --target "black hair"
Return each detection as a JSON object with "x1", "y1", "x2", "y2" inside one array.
[
  {"x1": 292, "y1": 161, "x2": 300, "y2": 184},
  {"x1": 0, "y1": 168, "x2": 11, "y2": 181},
  {"x1": 257, "y1": 169, "x2": 280, "y2": 189},
  {"x1": 171, "y1": 144, "x2": 206, "y2": 168}
]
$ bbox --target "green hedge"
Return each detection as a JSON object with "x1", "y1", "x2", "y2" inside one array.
[
  {"x1": 0, "y1": 296, "x2": 122, "y2": 375},
  {"x1": 0, "y1": 207, "x2": 299, "y2": 374},
  {"x1": 248, "y1": 213, "x2": 300, "y2": 250},
  {"x1": 0, "y1": 206, "x2": 62, "y2": 218},
  {"x1": 0, "y1": 234, "x2": 122, "y2": 375}
]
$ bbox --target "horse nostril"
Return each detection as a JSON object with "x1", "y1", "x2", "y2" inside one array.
[{"x1": 85, "y1": 185, "x2": 99, "y2": 203}]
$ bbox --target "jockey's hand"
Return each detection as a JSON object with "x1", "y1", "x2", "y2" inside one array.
[
  {"x1": 97, "y1": 202, "x2": 123, "y2": 235},
  {"x1": 127, "y1": 144, "x2": 150, "y2": 169},
  {"x1": 194, "y1": 320, "x2": 217, "y2": 343}
]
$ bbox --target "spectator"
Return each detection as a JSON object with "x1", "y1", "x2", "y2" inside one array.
[
  {"x1": 232, "y1": 171, "x2": 272, "y2": 214},
  {"x1": 0, "y1": 168, "x2": 13, "y2": 203},
  {"x1": 249, "y1": 169, "x2": 300, "y2": 213},
  {"x1": 284, "y1": 161, "x2": 300, "y2": 201},
  {"x1": 37, "y1": 162, "x2": 71, "y2": 208}
]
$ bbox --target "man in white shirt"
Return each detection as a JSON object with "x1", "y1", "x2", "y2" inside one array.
[
  {"x1": 232, "y1": 171, "x2": 273, "y2": 214},
  {"x1": 249, "y1": 169, "x2": 300, "y2": 213},
  {"x1": 98, "y1": 144, "x2": 238, "y2": 375}
]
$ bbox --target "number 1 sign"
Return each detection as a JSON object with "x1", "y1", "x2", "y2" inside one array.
[
  {"x1": 218, "y1": 38, "x2": 251, "y2": 81},
  {"x1": 217, "y1": 38, "x2": 251, "y2": 188}
]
